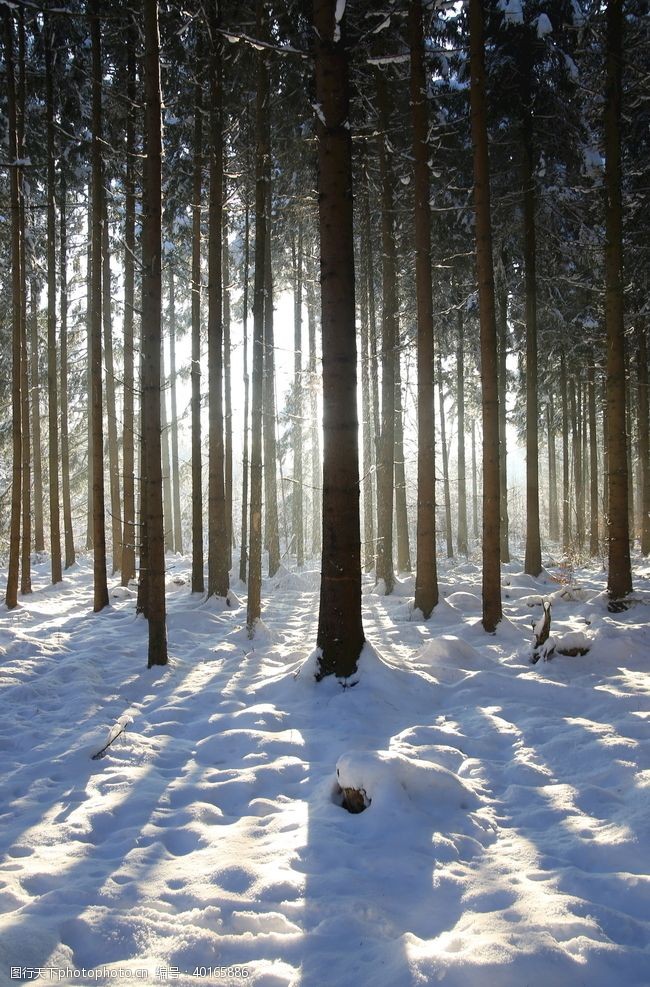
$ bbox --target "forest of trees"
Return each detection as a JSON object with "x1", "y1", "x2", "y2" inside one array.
[{"x1": 1, "y1": 0, "x2": 648, "y2": 678}]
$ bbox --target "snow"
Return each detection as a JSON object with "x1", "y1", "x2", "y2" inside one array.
[
  {"x1": 333, "y1": 0, "x2": 346, "y2": 43},
  {"x1": 535, "y1": 13, "x2": 553, "y2": 38},
  {"x1": 1, "y1": 552, "x2": 650, "y2": 985},
  {"x1": 499, "y1": 0, "x2": 524, "y2": 27}
]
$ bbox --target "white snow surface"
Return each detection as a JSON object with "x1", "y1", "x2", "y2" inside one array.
[{"x1": 1, "y1": 553, "x2": 650, "y2": 986}]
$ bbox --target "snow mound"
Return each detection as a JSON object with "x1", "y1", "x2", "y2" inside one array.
[
  {"x1": 336, "y1": 749, "x2": 479, "y2": 817},
  {"x1": 419, "y1": 635, "x2": 481, "y2": 666}
]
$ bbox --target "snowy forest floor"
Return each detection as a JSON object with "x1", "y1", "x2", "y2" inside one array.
[{"x1": 1, "y1": 551, "x2": 650, "y2": 987}]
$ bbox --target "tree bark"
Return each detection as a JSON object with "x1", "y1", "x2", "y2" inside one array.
[
  {"x1": 121, "y1": 25, "x2": 136, "y2": 586},
  {"x1": 90, "y1": 0, "x2": 109, "y2": 612},
  {"x1": 191, "y1": 30, "x2": 204, "y2": 593},
  {"x1": 471, "y1": 418, "x2": 479, "y2": 541},
  {"x1": 292, "y1": 225, "x2": 304, "y2": 567},
  {"x1": 160, "y1": 324, "x2": 173, "y2": 550},
  {"x1": 497, "y1": 252, "x2": 510, "y2": 562},
  {"x1": 314, "y1": 0, "x2": 365, "y2": 678},
  {"x1": 246, "y1": 0, "x2": 269, "y2": 633},
  {"x1": 588, "y1": 367, "x2": 599, "y2": 556},
  {"x1": 437, "y1": 351, "x2": 453, "y2": 559},
  {"x1": 30, "y1": 278, "x2": 45, "y2": 553},
  {"x1": 85, "y1": 199, "x2": 94, "y2": 551},
  {"x1": 394, "y1": 348, "x2": 411, "y2": 572},
  {"x1": 142, "y1": 0, "x2": 167, "y2": 664},
  {"x1": 307, "y1": 271, "x2": 321, "y2": 558},
  {"x1": 375, "y1": 70, "x2": 396, "y2": 594},
  {"x1": 560, "y1": 350, "x2": 571, "y2": 552},
  {"x1": 636, "y1": 324, "x2": 650, "y2": 555},
  {"x1": 547, "y1": 395, "x2": 559, "y2": 543},
  {"x1": 223, "y1": 206, "x2": 233, "y2": 566},
  {"x1": 358, "y1": 219, "x2": 375, "y2": 573},
  {"x1": 263, "y1": 205, "x2": 281, "y2": 577},
  {"x1": 409, "y1": 0, "x2": 438, "y2": 615},
  {"x1": 102, "y1": 197, "x2": 122, "y2": 572},
  {"x1": 469, "y1": 0, "x2": 502, "y2": 631},
  {"x1": 59, "y1": 169, "x2": 75, "y2": 570},
  {"x1": 4, "y1": 8, "x2": 22, "y2": 610},
  {"x1": 456, "y1": 308, "x2": 468, "y2": 556},
  {"x1": 169, "y1": 270, "x2": 183, "y2": 554},
  {"x1": 239, "y1": 198, "x2": 250, "y2": 583},
  {"x1": 18, "y1": 11, "x2": 31, "y2": 596}
]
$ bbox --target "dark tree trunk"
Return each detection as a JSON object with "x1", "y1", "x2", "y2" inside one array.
[
  {"x1": 263, "y1": 211, "x2": 281, "y2": 576},
  {"x1": 410, "y1": 0, "x2": 438, "y2": 615},
  {"x1": 604, "y1": 0, "x2": 632, "y2": 601},
  {"x1": 169, "y1": 271, "x2": 183, "y2": 554},
  {"x1": 59, "y1": 170, "x2": 75, "y2": 570},
  {"x1": 102, "y1": 198, "x2": 122, "y2": 573},
  {"x1": 142, "y1": 0, "x2": 167, "y2": 665},
  {"x1": 239, "y1": 199, "x2": 250, "y2": 583},
  {"x1": 307, "y1": 272, "x2": 321, "y2": 558},
  {"x1": 454, "y1": 311, "x2": 468, "y2": 555},
  {"x1": 497, "y1": 252, "x2": 510, "y2": 562},
  {"x1": 469, "y1": 0, "x2": 501, "y2": 631},
  {"x1": 206, "y1": 0, "x2": 228, "y2": 601},
  {"x1": 570, "y1": 379, "x2": 585, "y2": 549},
  {"x1": 223, "y1": 207, "x2": 233, "y2": 566},
  {"x1": 394, "y1": 350, "x2": 411, "y2": 573},
  {"x1": 375, "y1": 70, "x2": 396, "y2": 594},
  {"x1": 191, "y1": 31, "x2": 204, "y2": 593},
  {"x1": 471, "y1": 418, "x2": 479, "y2": 541},
  {"x1": 29, "y1": 278, "x2": 45, "y2": 554},
  {"x1": 560, "y1": 351, "x2": 571, "y2": 552},
  {"x1": 588, "y1": 367, "x2": 599, "y2": 556},
  {"x1": 121, "y1": 27, "x2": 136, "y2": 586},
  {"x1": 90, "y1": 0, "x2": 109, "y2": 612},
  {"x1": 17, "y1": 11, "x2": 31, "y2": 598},
  {"x1": 85, "y1": 200, "x2": 93, "y2": 552},
  {"x1": 4, "y1": 8, "x2": 21, "y2": 610},
  {"x1": 637, "y1": 325, "x2": 650, "y2": 555},
  {"x1": 547, "y1": 395, "x2": 559, "y2": 543},
  {"x1": 314, "y1": 0, "x2": 364, "y2": 678},
  {"x1": 437, "y1": 352, "x2": 453, "y2": 559},
  {"x1": 246, "y1": 0, "x2": 269, "y2": 633},
  {"x1": 521, "y1": 67, "x2": 541, "y2": 577},
  {"x1": 292, "y1": 226, "x2": 304, "y2": 567},
  {"x1": 358, "y1": 219, "x2": 375, "y2": 573}
]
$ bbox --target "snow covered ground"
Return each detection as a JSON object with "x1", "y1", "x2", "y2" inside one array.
[{"x1": 1, "y1": 551, "x2": 649, "y2": 987}]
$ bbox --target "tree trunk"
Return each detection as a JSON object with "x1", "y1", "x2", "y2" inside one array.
[
  {"x1": 375, "y1": 70, "x2": 396, "y2": 594},
  {"x1": 471, "y1": 418, "x2": 479, "y2": 542},
  {"x1": 142, "y1": 0, "x2": 167, "y2": 665},
  {"x1": 497, "y1": 252, "x2": 510, "y2": 562},
  {"x1": 547, "y1": 394, "x2": 559, "y2": 543},
  {"x1": 191, "y1": 31, "x2": 204, "y2": 593},
  {"x1": 410, "y1": 0, "x2": 438, "y2": 615},
  {"x1": 307, "y1": 272, "x2": 321, "y2": 559},
  {"x1": 160, "y1": 337, "x2": 173, "y2": 551},
  {"x1": 169, "y1": 270, "x2": 183, "y2": 554},
  {"x1": 560, "y1": 350, "x2": 571, "y2": 552},
  {"x1": 4, "y1": 7, "x2": 22, "y2": 610},
  {"x1": 102, "y1": 197, "x2": 122, "y2": 572},
  {"x1": 263, "y1": 206, "x2": 281, "y2": 577},
  {"x1": 90, "y1": 0, "x2": 109, "y2": 612},
  {"x1": 469, "y1": 0, "x2": 502, "y2": 631},
  {"x1": 456, "y1": 307, "x2": 468, "y2": 556},
  {"x1": 292, "y1": 226, "x2": 304, "y2": 567},
  {"x1": 314, "y1": 0, "x2": 364, "y2": 678},
  {"x1": 246, "y1": 0, "x2": 269, "y2": 633},
  {"x1": 206, "y1": 12, "x2": 229, "y2": 602},
  {"x1": 59, "y1": 169, "x2": 75, "y2": 570},
  {"x1": 588, "y1": 367, "x2": 599, "y2": 556},
  {"x1": 85, "y1": 198, "x2": 93, "y2": 551},
  {"x1": 121, "y1": 27, "x2": 136, "y2": 586},
  {"x1": 18, "y1": 11, "x2": 31, "y2": 596},
  {"x1": 570, "y1": 379, "x2": 585, "y2": 549},
  {"x1": 636, "y1": 324, "x2": 650, "y2": 554},
  {"x1": 604, "y1": 0, "x2": 632, "y2": 601},
  {"x1": 437, "y1": 352, "x2": 453, "y2": 559},
  {"x1": 30, "y1": 279, "x2": 45, "y2": 553},
  {"x1": 394, "y1": 350, "x2": 411, "y2": 572},
  {"x1": 223, "y1": 206, "x2": 233, "y2": 567},
  {"x1": 239, "y1": 198, "x2": 250, "y2": 583},
  {"x1": 358, "y1": 219, "x2": 375, "y2": 573},
  {"x1": 521, "y1": 66, "x2": 542, "y2": 577}
]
